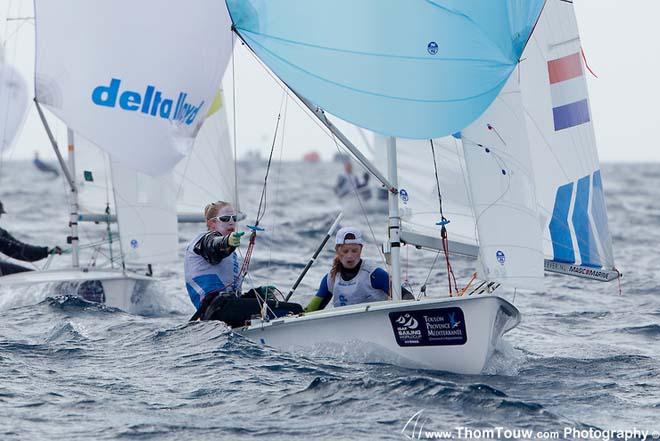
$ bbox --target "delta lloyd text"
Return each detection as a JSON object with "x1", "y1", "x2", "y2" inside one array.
[{"x1": 91, "y1": 78, "x2": 204, "y2": 125}]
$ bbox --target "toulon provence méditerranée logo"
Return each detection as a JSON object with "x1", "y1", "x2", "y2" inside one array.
[{"x1": 91, "y1": 78, "x2": 204, "y2": 125}]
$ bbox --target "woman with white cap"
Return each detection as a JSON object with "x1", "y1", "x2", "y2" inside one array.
[{"x1": 305, "y1": 226, "x2": 389, "y2": 312}]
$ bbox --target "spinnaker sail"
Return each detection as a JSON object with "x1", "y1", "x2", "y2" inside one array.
[{"x1": 226, "y1": 0, "x2": 545, "y2": 139}]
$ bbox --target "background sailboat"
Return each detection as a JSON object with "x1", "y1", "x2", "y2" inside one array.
[{"x1": 0, "y1": 0, "x2": 234, "y2": 312}]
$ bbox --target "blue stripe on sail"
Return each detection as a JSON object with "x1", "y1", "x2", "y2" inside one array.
[
  {"x1": 591, "y1": 170, "x2": 613, "y2": 265},
  {"x1": 553, "y1": 99, "x2": 590, "y2": 131},
  {"x1": 572, "y1": 175, "x2": 600, "y2": 267},
  {"x1": 549, "y1": 182, "x2": 575, "y2": 263}
]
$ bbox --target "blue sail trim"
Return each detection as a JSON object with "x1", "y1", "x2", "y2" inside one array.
[
  {"x1": 549, "y1": 182, "x2": 575, "y2": 264},
  {"x1": 591, "y1": 170, "x2": 613, "y2": 264},
  {"x1": 572, "y1": 175, "x2": 599, "y2": 268},
  {"x1": 548, "y1": 170, "x2": 613, "y2": 268}
]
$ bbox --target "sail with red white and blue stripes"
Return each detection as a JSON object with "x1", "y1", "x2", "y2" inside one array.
[{"x1": 520, "y1": 0, "x2": 614, "y2": 271}]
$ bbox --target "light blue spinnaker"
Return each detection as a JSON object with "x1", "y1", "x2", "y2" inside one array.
[{"x1": 226, "y1": 0, "x2": 546, "y2": 139}]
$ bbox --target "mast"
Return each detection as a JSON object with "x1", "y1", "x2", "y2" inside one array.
[
  {"x1": 387, "y1": 137, "x2": 402, "y2": 301},
  {"x1": 67, "y1": 128, "x2": 80, "y2": 268}
]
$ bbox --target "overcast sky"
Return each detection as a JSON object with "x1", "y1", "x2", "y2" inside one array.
[{"x1": 2, "y1": 0, "x2": 659, "y2": 162}]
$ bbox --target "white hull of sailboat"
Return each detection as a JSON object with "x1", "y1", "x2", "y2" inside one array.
[
  {"x1": 0, "y1": 269, "x2": 153, "y2": 314},
  {"x1": 237, "y1": 295, "x2": 519, "y2": 374}
]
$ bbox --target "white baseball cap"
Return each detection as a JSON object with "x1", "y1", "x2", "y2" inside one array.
[{"x1": 335, "y1": 227, "x2": 363, "y2": 245}]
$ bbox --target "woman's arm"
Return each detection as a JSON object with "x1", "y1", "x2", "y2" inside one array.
[
  {"x1": 193, "y1": 231, "x2": 236, "y2": 265},
  {"x1": 305, "y1": 274, "x2": 333, "y2": 312}
]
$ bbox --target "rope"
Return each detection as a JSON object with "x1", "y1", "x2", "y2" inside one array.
[
  {"x1": 237, "y1": 93, "x2": 285, "y2": 283},
  {"x1": 430, "y1": 139, "x2": 459, "y2": 295}
]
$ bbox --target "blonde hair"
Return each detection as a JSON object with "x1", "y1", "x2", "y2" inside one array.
[{"x1": 204, "y1": 201, "x2": 231, "y2": 221}]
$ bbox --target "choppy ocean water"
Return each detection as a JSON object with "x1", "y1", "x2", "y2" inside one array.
[{"x1": 0, "y1": 160, "x2": 658, "y2": 440}]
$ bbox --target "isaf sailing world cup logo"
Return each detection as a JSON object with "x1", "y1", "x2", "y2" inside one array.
[{"x1": 395, "y1": 313, "x2": 419, "y2": 330}]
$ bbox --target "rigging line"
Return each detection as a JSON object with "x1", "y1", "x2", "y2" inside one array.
[
  {"x1": 232, "y1": 31, "x2": 239, "y2": 208},
  {"x1": 238, "y1": 92, "x2": 286, "y2": 281},
  {"x1": 267, "y1": 95, "x2": 288, "y2": 284},
  {"x1": 431, "y1": 139, "x2": 458, "y2": 294},
  {"x1": 228, "y1": 39, "x2": 383, "y2": 189}
]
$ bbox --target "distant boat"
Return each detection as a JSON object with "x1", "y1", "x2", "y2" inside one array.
[
  {"x1": 32, "y1": 152, "x2": 60, "y2": 176},
  {"x1": 303, "y1": 151, "x2": 321, "y2": 163}
]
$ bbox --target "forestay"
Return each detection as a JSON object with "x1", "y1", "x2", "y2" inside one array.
[
  {"x1": 520, "y1": 0, "x2": 615, "y2": 272},
  {"x1": 226, "y1": 0, "x2": 545, "y2": 139},
  {"x1": 0, "y1": 54, "x2": 28, "y2": 151},
  {"x1": 33, "y1": 0, "x2": 233, "y2": 175}
]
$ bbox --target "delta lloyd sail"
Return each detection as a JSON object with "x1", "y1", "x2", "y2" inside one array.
[
  {"x1": 0, "y1": 51, "x2": 28, "y2": 151},
  {"x1": 0, "y1": 1, "x2": 236, "y2": 313},
  {"x1": 33, "y1": 0, "x2": 233, "y2": 175}
]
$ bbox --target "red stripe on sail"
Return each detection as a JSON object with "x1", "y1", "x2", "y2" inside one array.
[{"x1": 548, "y1": 52, "x2": 583, "y2": 84}]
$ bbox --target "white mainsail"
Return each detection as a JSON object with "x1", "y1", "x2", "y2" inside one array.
[
  {"x1": 521, "y1": 0, "x2": 615, "y2": 273},
  {"x1": 0, "y1": 54, "x2": 28, "y2": 151},
  {"x1": 461, "y1": 74, "x2": 544, "y2": 289},
  {"x1": 33, "y1": 0, "x2": 233, "y2": 175}
]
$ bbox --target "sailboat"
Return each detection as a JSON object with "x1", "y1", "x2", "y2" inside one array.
[
  {"x1": 218, "y1": 0, "x2": 619, "y2": 374},
  {"x1": 0, "y1": 1, "x2": 234, "y2": 312}
]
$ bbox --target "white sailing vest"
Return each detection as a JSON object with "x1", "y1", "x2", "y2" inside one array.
[
  {"x1": 328, "y1": 260, "x2": 387, "y2": 307},
  {"x1": 184, "y1": 232, "x2": 242, "y2": 307}
]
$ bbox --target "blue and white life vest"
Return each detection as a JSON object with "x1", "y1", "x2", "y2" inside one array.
[
  {"x1": 328, "y1": 260, "x2": 387, "y2": 307},
  {"x1": 184, "y1": 232, "x2": 242, "y2": 309}
]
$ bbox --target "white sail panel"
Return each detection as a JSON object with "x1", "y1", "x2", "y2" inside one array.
[
  {"x1": 462, "y1": 74, "x2": 544, "y2": 289},
  {"x1": 0, "y1": 59, "x2": 28, "y2": 151},
  {"x1": 75, "y1": 136, "x2": 115, "y2": 215},
  {"x1": 173, "y1": 90, "x2": 237, "y2": 215},
  {"x1": 34, "y1": 0, "x2": 233, "y2": 175},
  {"x1": 521, "y1": 0, "x2": 614, "y2": 269},
  {"x1": 110, "y1": 161, "x2": 178, "y2": 266},
  {"x1": 390, "y1": 136, "x2": 478, "y2": 250}
]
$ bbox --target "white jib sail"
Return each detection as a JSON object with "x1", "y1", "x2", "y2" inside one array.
[
  {"x1": 0, "y1": 57, "x2": 28, "y2": 151},
  {"x1": 462, "y1": 73, "x2": 545, "y2": 290},
  {"x1": 33, "y1": 0, "x2": 233, "y2": 175},
  {"x1": 173, "y1": 90, "x2": 238, "y2": 215},
  {"x1": 110, "y1": 162, "x2": 179, "y2": 266},
  {"x1": 521, "y1": 0, "x2": 614, "y2": 270},
  {"x1": 75, "y1": 135, "x2": 178, "y2": 266}
]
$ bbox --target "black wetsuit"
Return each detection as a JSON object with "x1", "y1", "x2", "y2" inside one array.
[{"x1": 0, "y1": 227, "x2": 49, "y2": 276}]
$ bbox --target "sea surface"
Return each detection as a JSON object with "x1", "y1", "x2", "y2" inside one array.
[{"x1": 0, "y1": 160, "x2": 658, "y2": 440}]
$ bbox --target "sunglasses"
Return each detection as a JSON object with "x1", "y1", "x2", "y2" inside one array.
[{"x1": 212, "y1": 214, "x2": 238, "y2": 223}]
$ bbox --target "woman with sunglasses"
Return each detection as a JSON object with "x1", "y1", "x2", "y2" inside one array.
[
  {"x1": 305, "y1": 226, "x2": 389, "y2": 312},
  {"x1": 184, "y1": 201, "x2": 245, "y2": 311},
  {"x1": 185, "y1": 201, "x2": 304, "y2": 325}
]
